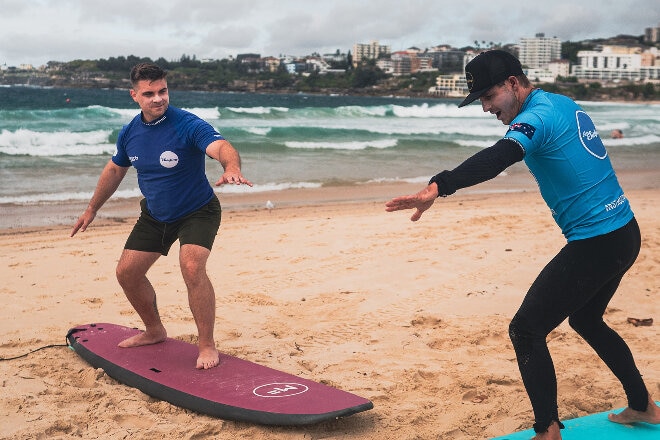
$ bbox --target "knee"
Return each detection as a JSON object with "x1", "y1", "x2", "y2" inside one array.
[
  {"x1": 115, "y1": 263, "x2": 132, "y2": 288},
  {"x1": 179, "y1": 258, "x2": 206, "y2": 284},
  {"x1": 509, "y1": 315, "x2": 525, "y2": 346},
  {"x1": 115, "y1": 259, "x2": 144, "y2": 288},
  {"x1": 509, "y1": 313, "x2": 543, "y2": 351},
  {"x1": 180, "y1": 257, "x2": 200, "y2": 275},
  {"x1": 179, "y1": 246, "x2": 210, "y2": 280}
]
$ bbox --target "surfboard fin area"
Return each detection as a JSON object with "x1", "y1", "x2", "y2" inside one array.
[{"x1": 66, "y1": 323, "x2": 373, "y2": 425}]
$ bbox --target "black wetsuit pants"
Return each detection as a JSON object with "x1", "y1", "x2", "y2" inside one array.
[{"x1": 508, "y1": 217, "x2": 647, "y2": 433}]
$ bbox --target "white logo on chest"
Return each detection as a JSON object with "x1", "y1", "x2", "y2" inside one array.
[{"x1": 159, "y1": 151, "x2": 179, "y2": 168}]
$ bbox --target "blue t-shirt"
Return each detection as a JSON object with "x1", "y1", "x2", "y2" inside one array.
[
  {"x1": 112, "y1": 106, "x2": 224, "y2": 222},
  {"x1": 504, "y1": 89, "x2": 633, "y2": 241}
]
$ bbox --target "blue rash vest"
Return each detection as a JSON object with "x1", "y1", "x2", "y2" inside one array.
[
  {"x1": 112, "y1": 106, "x2": 224, "y2": 223},
  {"x1": 504, "y1": 89, "x2": 633, "y2": 241}
]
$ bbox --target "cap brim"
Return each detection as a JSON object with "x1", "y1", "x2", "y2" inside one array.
[{"x1": 458, "y1": 86, "x2": 489, "y2": 108}]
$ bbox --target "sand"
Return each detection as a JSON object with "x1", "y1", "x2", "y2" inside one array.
[{"x1": 0, "y1": 173, "x2": 658, "y2": 439}]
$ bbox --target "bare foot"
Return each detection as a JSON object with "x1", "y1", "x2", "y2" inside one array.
[
  {"x1": 609, "y1": 396, "x2": 660, "y2": 425},
  {"x1": 118, "y1": 327, "x2": 167, "y2": 348},
  {"x1": 531, "y1": 421, "x2": 562, "y2": 440},
  {"x1": 196, "y1": 346, "x2": 220, "y2": 370}
]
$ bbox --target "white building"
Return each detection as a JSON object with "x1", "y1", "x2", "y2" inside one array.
[
  {"x1": 548, "y1": 59, "x2": 571, "y2": 78},
  {"x1": 518, "y1": 33, "x2": 562, "y2": 69},
  {"x1": 429, "y1": 74, "x2": 468, "y2": 97},
  {"x1": 525, "y1": 59, "x2": 571, "y2": 83},
  {"x1": 572, "y1": 46, "x2": 660, "y2": 82}
]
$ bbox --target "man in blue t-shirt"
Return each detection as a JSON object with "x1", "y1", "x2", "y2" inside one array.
[
  {"x1": 386, "y1": 50, "x2": 659, "y2": 437},
  {"x1": 72, "y1": 63, "x2": 252, "y2": 370}
]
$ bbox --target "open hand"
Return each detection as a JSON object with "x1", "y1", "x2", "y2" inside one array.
[
  {"x1": 385, "y1": 184, "x2": 438, "y2": 221},
  {"x1": 215, "y1": 171, "x2": 253, "y2": 187}
]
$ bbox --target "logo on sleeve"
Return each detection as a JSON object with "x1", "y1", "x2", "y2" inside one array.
[
  {"x1": 576, "y1": 111, "x2": 607, "y2": 159},
  {"x1": 508, "y1": 122, "x2": 536, "y2": 140},
  {"x1": 159, "y1": 150, "x2": 179, "y2": 168}
]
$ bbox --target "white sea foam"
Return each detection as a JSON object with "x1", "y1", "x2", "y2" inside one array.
[
  {"x1": 284, "y1": 139, "x2": 398, "y2": 150},
  {"x1": 106, "y1": 107, "x2": 140, "y2": 119},
  {"x1": 455, "y1": 139, "x2": 502, "y2": 148},
  {"x1": 225, "y1": 106, "x2": 288, "y2": 115},
  {"x1": 183, "y1": 107, "x2": 222, "y2": 120},
  {"x1": 0, "y1": 129, "x2": 115, "y2": 156},
  {"x1": 215, "y1": 181, "x2": 322, "y2": 194},
  {"x1": 391, "y1": 103, "x2": 481, "y2": 118},
  {"x1": 335, "y1": 105, "x2": 389, "y2": 117},
  {"x1": 0, "y1": 187, "x2": 142, "y2": 204},
  {"x1": 602, "y1": 134, "x2": 660, "y2": 147},
  {"x1": 243, "y1": 127, "x2": 272, "y2": 136}
]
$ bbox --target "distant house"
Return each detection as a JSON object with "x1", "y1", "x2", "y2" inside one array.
[
  {"x1": 429, "y1": 74, "x2": 468, "y2": 97},
  {"x1": 236, "y1": 53, "x2": 261, "y2": 64},
  {"x1": 262, "y1": 56, "x2": 281, "y2": 73}
]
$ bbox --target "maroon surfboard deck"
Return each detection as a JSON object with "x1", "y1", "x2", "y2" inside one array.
[{"x1": 67, "y1": 323, "x2": 373, "y2": 425}]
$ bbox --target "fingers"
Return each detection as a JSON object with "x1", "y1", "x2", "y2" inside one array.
[
  {"x1": 216, "y1": 174, "x2": 253, "y2": 187},
  {"x1": 385, "y1": 195, "x2": 413, "y2": 210},
  {"x1": 70, "y1": 219, "x2": 86, "y2": 237},
  {"x1": 71, "y1": 212, "x2": 95, "y2": 237},
  {"x1": 386, "y1": 192, "x2": 434, "y2": 222}
]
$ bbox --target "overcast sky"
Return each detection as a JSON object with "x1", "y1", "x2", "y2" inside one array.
[{"x1": 1, "y1": 0, "x2": 658, "y2": 66}]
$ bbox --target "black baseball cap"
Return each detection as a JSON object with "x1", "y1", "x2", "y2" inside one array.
[{"x1": 458, "y1": 50, "x2": 524, "y2": 108}]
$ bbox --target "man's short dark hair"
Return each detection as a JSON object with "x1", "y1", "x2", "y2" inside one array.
[{"x1": 130, "y1": 63, "x2": 167, "y2": 87}]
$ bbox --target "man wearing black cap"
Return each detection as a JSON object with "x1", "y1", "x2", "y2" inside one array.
[{"x1": 386, "y1": 50, "x2": 660, "y2": 438}]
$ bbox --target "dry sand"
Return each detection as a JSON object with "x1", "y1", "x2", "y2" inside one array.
[{"x1": 1, "y1": 174, "x2": 658, "y2": 439}]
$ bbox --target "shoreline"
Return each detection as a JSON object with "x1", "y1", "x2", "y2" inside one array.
[
  {"x1": 3, "y1": 177, "x2": 540, "y2": 232},
  {"x1": 2, "y1": 167, "x2": 657, "y2": 232}
]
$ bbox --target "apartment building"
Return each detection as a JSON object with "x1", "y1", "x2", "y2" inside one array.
[
  {"x1": 518, "y1": 33, "x2": 562, "y2": 69},
  {"x1": 388, "y1": 50, "x2": 436, "y2": 76},
  {"x1": 644, "y1": 23, "x2": 660, "y2": 44},
  {"x1": 426, "y1": 46, "x2": 465, "y2": 71},
  {"x1": 352, "y1": 40, "x2": 391, "y2": 66}
]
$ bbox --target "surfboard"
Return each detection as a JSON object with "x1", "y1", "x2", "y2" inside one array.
[
  {"x1": 491, "y1": 403, "x2": 660, "y2": 439},
  {"x1": 67, "y1": 323, "x2": 373, "y2": 425}
]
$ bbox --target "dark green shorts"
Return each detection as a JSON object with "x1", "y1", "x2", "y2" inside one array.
[{"x1": 124, "y1": 196, "x2": 221, "y2": 255}]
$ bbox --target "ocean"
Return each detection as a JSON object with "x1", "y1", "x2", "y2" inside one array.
[{"x1": 1, "y1": 85, "x2": 659, "y2": 205}]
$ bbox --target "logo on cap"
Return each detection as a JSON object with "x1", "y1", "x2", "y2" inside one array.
[{"x1": 466, "y1": 72, "x2": 474, "y2": 92}]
